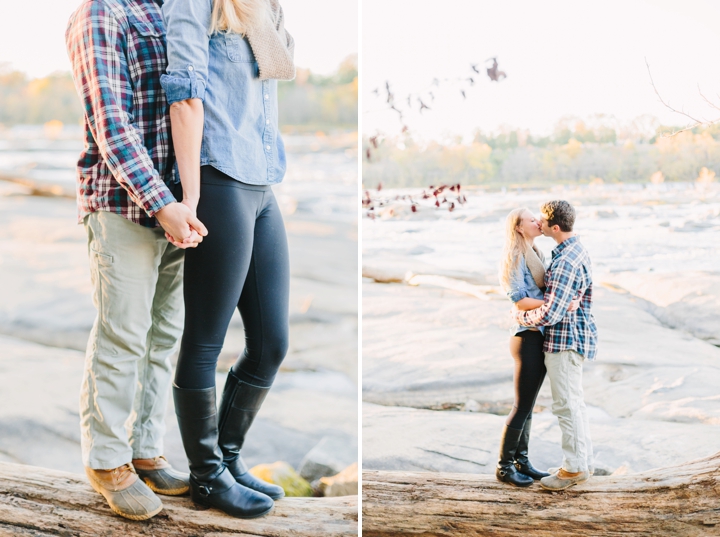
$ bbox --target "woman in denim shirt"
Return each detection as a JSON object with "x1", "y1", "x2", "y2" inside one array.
[
  {"x1": 495, "y1": 207, "x2": 578, "y2": 487},
  {"x1": 160, "y1": 0, "x2": 294, "y2": 518}
]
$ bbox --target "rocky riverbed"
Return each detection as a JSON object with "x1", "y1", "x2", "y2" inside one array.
[
  {"x1": 362, "y1": 182, "x2": 720, "y2": 476},
  {"x1": 0, "y1": 132, "x2": 358, "y2": 484}
]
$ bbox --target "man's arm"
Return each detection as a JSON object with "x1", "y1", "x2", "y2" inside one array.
[
  {"x1": 516, "y1": 298, "x2": 545, "y2": 311},
  {"x1": 66, "y1": 2, "x2": 175, "y2": 216},
  {"x1": 66, "y1": 2, "x2": 205, "y2": 245},
  {"x1": 516, "y1": 259, "x2": 578, "y2": 326}
]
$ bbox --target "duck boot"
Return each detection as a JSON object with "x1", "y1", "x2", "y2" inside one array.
[
  {"x1": 85, "y1": 464, "x2": 162, "y2": 520},
  {"x1": 217, "y1": 370, "x2": 285, "y2": 500},
  {"x1": 173, "y1": 384, "x2": 274, "y2": 518},
  {"x1": 496, "y1": 425, "x2": 534, "y2": 487},
  {"x1": 132, "y1": 455, "x2": 190, "y2": 496}
]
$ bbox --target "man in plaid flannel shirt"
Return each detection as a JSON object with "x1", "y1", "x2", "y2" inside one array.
[
  {"x1": 515, "y1": 200, "x2": 598, "y2": 491},
  {"x1": 66, "y1": 0, "x2": 207, "y2": 519}
]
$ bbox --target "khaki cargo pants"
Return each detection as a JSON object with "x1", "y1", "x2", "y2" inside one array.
[
  {"x1": 80, "y1": 211, "x2": 184, "y2": 469},
  {"x1": 544, "y1": 349, "x2": 593, "y2": 473}
]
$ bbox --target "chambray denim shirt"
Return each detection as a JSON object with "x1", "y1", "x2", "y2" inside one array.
[
  {"x1": 160, "y1": 0, "x2": 286, "y2": 185},
  {"x1": 507, "y1": 255, "x2": 545, "y2": 335}
]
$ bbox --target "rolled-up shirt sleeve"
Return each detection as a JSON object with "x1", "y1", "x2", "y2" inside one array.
[
  {"x1": 161, "y1": 0, "x2": 211, "y2": 104},
  {"x1": 506, "y1": 261, "x2": 529, "y2": 303}
]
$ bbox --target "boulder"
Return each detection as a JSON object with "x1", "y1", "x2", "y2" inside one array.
[
  {"x1": 250, "y1": 461, "x2": 313, "y2": 497},
  {"x1": 299, "y1": 436, "x2": 359, "y2": 482},
  {"x1": 313, "y1": 462, "x2": 358, "y2": 497}
]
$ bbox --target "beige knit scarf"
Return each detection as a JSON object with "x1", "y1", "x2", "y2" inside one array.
[
  {"x1": 246, "y1": 0, "x2": 295, "y2": 80},
  {"x1": 524, "y1": 244, "x2": 546, "y2": 290}
]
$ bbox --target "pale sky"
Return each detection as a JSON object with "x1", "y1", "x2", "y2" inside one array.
[
  {"x1": 0, "y1": 0, "x2": 358, "y2": 78},
  {"x1": 362, "y1": 0, "x2": 720, "y2": 139}
]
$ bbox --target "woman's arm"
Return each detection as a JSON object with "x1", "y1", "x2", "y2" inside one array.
[
  {"x1": 161, "y1": 0, "x2": 212, "y2": 245},
  {"x1": 169, "y1": 98, "x2": 204, "y2": 213}
]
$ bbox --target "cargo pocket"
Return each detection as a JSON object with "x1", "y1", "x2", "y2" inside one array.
[{"x1": 91, "y1": 248, "x2": 114, "y2": 267}]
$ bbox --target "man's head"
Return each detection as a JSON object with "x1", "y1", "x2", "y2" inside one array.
[{"x1": 539, "y1": 200, "x2": 575, "y2": 242}]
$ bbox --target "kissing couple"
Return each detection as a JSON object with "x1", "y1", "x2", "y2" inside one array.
[{"x1": 496, "y1": 200, "x2": 598, "y2": 491}]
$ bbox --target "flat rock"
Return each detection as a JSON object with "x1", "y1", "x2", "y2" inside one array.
[
  {"x1": 362, "y1": 403, "x2": 720, "y2": 475},
  {"x1": 362, "y1": 184, "x2": 720, "y2": 476},
  {"x1": 602, "y1": 271, "x2": 720, "y2": 345},
  {"x1": 0, "y1": 334, "x2": 356, "y2": 475},
  {"x1": 362, "y1": 281, "x2": 720, "y2": 427},
  {"x1": 0, "y1": 147, "x2": 358, "y2": 474},
  {"x1": 362, "y1": 282, "x2": 514, "y2": 408},
  {"x1": 0, "y1": 178, "x2": 358, "y2": 381}
]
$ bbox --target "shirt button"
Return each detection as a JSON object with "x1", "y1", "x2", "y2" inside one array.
[
  {"x1": 264, "y1": 94, "x2": 269, "y2": 100},
  {"x1": 266, "y1": 145, "x2": 271, "y2": 150},
  {"x1": 266, "y1": 120, "x2": 270, "y2": 125},
  {"x1": 187, "y1": 65, "x2": 194, "y2": 71}
]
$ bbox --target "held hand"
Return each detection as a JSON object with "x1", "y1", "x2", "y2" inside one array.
[
  {"x1": 165, "y1": 229, "x2": 204, "y2": 249},
  {"x1": 567, "y1": 296, "x2": 581, "y2": 312},
  {"x1": 156, "y1": 202, "x2": 208, "y2": 248}
]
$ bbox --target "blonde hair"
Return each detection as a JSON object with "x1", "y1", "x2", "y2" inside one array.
[
  {"x1": 209, "y1": 0, "x2": 272, "y2": 36},
  {"x1": 499, "y1": 207, "x2": 531, "y2": 290}
]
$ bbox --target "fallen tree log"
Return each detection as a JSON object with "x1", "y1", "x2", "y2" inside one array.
[
  {"x1": 0, "y1": 462, "x2": 357, "y2": 536},
  {"x1": 362, "y1": 451, "x2": 720, "y2": 536}
]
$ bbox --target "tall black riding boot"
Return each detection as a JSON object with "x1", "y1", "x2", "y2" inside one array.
[
  {"x1": 514, "y1": 418, "x2": 550, "y2": 480},
  {"x1": 496, "y1": 425, "x2": 534, "y2": 487},
  {"x1": 217, "y1": 370, "x2": 285, "y2": 500},
  {"x1": 173, "y1": 384, "x2": 275, "y2": 518}
]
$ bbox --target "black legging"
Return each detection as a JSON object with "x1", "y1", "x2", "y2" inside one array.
[
  {"x1": 174, "y1": 166, "x2": 290, "y2": 390},
  {"x1": 505, "y1": 329, "x2": 546, "y2": 431}
]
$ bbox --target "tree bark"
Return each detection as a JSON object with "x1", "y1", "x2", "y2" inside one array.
[
  {"x1": 362, "y1": 452, "x2": 720, "y2": 536},
  {"x1": 0, "y1": 462, "x2": 357, "y2": 536}
]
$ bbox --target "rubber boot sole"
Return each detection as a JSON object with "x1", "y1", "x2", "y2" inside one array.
[
  {"x1": 191, "y1": 489, "x2": 275, "y2": 519},
  {"x1": 87, "y1": 477, "x2": 163, "y2": 521},
  {"x1": 496, "y1": 478, "x2": 534, "y2": 488},
  {"x1": 141, "y1": 477, "x2": 190, "y2": 496},
  {"x1": 495, "y1": 472, "x2": 534, "y2": 488},
  {"x1": 540, "y1": 473, "x2": 590, "y2": 491},
  {"x1": 540, "y1": 480, "x2": 585, "y2": 491}
]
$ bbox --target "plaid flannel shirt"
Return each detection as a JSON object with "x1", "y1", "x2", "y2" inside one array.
[
  {"x1": 66, "y1": 0, "x2": 175, "y2": 227},
  {"x1": 515, "y1": 236, "x2": 598, "y2": 360}
]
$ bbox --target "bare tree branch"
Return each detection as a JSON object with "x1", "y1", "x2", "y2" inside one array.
[
  {"x1": 645, "y1": 57, "x2": 720, "y2": 136},
  {"x1": 697, "y1": 84, "x2": 720, "y2": 113}
]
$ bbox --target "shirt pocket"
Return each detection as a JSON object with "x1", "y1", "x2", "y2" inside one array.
[
  {"x1": 127, "y1": 15, "x2": 164, "y2": 38},
  {"x1": 224, "y1": 33, "x2": 256, "y2": 62},
  {"x1": 126, "y1": 15, "x2": 166, "y2": 91}
]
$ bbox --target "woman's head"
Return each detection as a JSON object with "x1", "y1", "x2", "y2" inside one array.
[
  {"x1": 513, "y1": 209, "x2": 542, "y2": 240},
  {"x1": 210, "y1": 0, "x2": 271, "y2": 36},
  {"x1": 498, "y1": 208, "x2": 541, "y2": 289}
]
